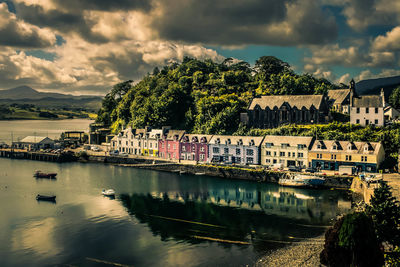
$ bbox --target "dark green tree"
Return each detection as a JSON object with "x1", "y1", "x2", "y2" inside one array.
[
  {"x1": 255, "y1": 56, "x2": 291, "y2": 78},
  {"x1": 389, "y1": 86, "x2": 400, "y2": 110},
  {"x1": 366, "y1": 181, "x2": 400, "y2": 247}
]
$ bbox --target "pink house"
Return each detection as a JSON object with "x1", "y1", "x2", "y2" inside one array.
[
  {"x1": 180, "y1": 134, "x2": 213, "y2": 162},
  {"x1": 158, "y1": 130, "x2": 185, "y2": 160}
]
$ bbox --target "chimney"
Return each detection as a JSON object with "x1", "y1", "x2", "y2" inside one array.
[
  {"x1": 349, "y1": 78, "x2": 356, "y2": 106},
  {"x1": 380, "y1": 88, "x2": 385, "y2": 107}
]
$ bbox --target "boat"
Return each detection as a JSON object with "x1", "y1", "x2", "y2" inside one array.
[
  {"x1": 36, "y1": 194, "x2": 56, "y2": 202},
  {"x1": 279, "y1": 174, "x2": 325, "y2": 188},
  {"x1": 102, "y1": 189, "x2": 115, "y2": 196},
  {"x1": 195, "y1": 172, "x2": 206, "y2": 176},
  {"x1": 34, "y1": 170, "x2": 57, "y2": 179}
]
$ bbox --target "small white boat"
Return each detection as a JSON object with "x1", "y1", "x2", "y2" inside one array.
[
  {"x1": 102, "y1": 189, "x2": 115, "y2": 196},
  {"x1": 279, "y1": 174, "x2": 325, "y2": 188}
]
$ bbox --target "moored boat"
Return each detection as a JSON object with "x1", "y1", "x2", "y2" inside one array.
[
  {"x1": 102, "y1": 189, "x2": 115, "y2": 196},
  {"x1": 34, "y1": 170, "x2": 57, "y2": 179},
  {"x1": 36, "y1": 194, "x2": 56, "y2": 201},
  {"x1": 279, "y1": 174, "x2": 325, "y2": 188}
]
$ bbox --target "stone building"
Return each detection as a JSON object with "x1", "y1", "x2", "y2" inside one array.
[
  {"x1": 241, "y1": 95, "x2": 330, "y2": 128},
  {"x1": 327, "y1": 89, "x2": 351, "y2": 113}
]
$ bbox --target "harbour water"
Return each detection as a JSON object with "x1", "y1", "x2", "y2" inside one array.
[
  {"x1": 0, "y1": 119, "x2": 93, "y2": 144},
  {"x1": 0, "y1": 158, "x2": 351, "y2": 266}
]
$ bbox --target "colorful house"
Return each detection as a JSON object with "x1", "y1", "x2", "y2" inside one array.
[
  {"x1": 261, "y1": 136, "x2": 314, "y2": 168},
  {"x1": 208, "y1": 135, "x2": 265, "y2": 165},
  {"x1": 180, "y1": 134, "x2": 213, "y2": 163},
  {"x1": 309, "y1": 140, "x2": 385, "y2": 173},
  {"x1": 158, "y1": 130, "x2": 185, "y2": 160}
]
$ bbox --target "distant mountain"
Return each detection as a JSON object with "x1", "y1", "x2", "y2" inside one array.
[
  {"x1": 0, "y1": 85, "x2": 103, "y2": 111},
  {"x1": 356, "y1": 76, "x2": 400, "y2": 96},
  {"x1": 0, "y1": 85, "x2": 102, "y2": 100}
]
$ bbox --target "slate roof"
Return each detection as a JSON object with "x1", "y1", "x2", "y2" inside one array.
[
  {"x1": 328, "y1": 89, "x2": 350, "y2": 105},
  {"x1": 248, "y1": 95, "x2": 324, "y2": 110},
  {"x1": 261, "y1": 135, "x2": 314, "y2": 148},
  {"x1": 19, "y1": 136, "x2": 53, "y2": 143},
  {"x1": 165, "y1": 130, "x2": 185, "y2": 141},
  {"x1": 310, "y1": 140, "x2": 382, "y2": 155},
  {"x1": 353, "y1": 95, "x2": 383, "y2": 108},
  {"x1": 209, "y1": 135, "x2": 265, "y2": 146},
  {"x1": 181, "y1": 134, "x2": 213, "y2": 143}
]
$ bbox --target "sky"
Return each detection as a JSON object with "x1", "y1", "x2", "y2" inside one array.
[{"x1": 0, "y1": 0, "x2": 399, "y2": 95}]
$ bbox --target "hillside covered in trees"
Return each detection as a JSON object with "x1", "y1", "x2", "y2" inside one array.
[{"x1": 96, "y1": 56, "x2": 335, "y2": 134}]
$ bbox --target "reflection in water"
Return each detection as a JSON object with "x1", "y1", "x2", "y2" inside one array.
[{"x1": 120, "y1": 184, "x2": 351, "y2": 252}]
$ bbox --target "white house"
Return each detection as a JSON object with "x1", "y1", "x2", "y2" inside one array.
[
  {"x1": 350, "y1": 83, "x2": 385, "y2": 127},
  {"x1": 208, "y1": 135, "x2": 265, "y2": 165}
]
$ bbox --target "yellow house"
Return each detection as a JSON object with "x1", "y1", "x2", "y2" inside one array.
[
  {"x1": 309, "y1": 140, "x2": 385, "y2": 173},
  {"x1": 261, "y1": 136, "x2": 314, "y2": 168}
]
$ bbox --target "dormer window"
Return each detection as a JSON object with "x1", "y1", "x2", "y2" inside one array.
[
  {"x1": 265, "y1": 143, "x2": 273, "y2": 148},
  {"x1": 281, "y1": 143, "x2": 289, "y2": 149},
  {"x1": 215, "y1": 138, "x2": 220, "y2": 144},
  {"x1": 249, "y1": 139, "x2": 255, "y2": 146},
  {"x1": 237, "y1": 139, "x2": 243, "y2": 145},
  {"x1": 226, "y1": 139, "x2": 231, "y2": 145}
]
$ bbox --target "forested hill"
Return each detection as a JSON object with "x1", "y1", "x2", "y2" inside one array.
[{"x1": 96, "y1": 56, "x2": 336, "y2": 134}]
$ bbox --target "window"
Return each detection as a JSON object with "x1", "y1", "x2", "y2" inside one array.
[
  {"x1": 274, "y1": 151, "x2": 277, "y2": 156},
  {"x1": 298, "y1": 153, "x2": 304, "y2": 158},
  {"x1": 200, "y1": 146, "x2": 205, "y2": 152},
  {"x1": 279, "y1": 152, "x2": 285, "y2": 157},
  {"x1": 236, "y1": 148, "x2": 241, "y2": 155},
  {"x1": 155, "y1": 143, "x2": 158, "y2": 148},
  {"x1": 317, "y1": 153, "x2": 322, "y2": 159},
  {"x1": 131, "y1": 142, "x2": 133, "y2": 146},
  {"x1": 167, "y1": 143, "x2": 170, "y2": 149},
  {"x1": 331, "y1": 154, "x2": 336, "y2": 160},
  {"x1": 375, "y1": 107, "x2": 379, "y2": 113},
  {"x1": 224, "y1": 148, "x2": 229, "y2": 154},
  {"x1": 213, "y1": 147, "x2": 220, "y2": 154},
  {"x1": 266, "y1": 159, "x2": 270, "y2": 163},
  {"x1": 297, "y1": 144, "x2": 305, "y2": 149},
  {"x1": 265, "y1": 143, "x2": 273, "y2": 148},
  {"x1": 246, "y1": 157, "x2": 254, "y2": 164},
  {"x1": 119, "y1": 140, "x2": 121, "y2": 145},
  {"x1": 356, "y1": 107, "x2": 360, "y2": 113},
  {"x1": 266, "y1": 151, "x2": 271, "y2": 156},
  {"x1": 182, "y1": 146, "x2": 186, "y2": 152},
  {"x1": 236, "y1": 157, "x2": 241, "y2": 163},
  {"x1": 366, "y1": 107, "x2": 369, "y2": 113},
  {"x1": 346, "y1": 155, "x2": 352, "y2": 161},
  {"x1": 246, "y1": 149, "x2": 254, "y2": 156},
  {"x1": 375, "y1": 119, "x2": 378, "y2": 124},
  {"x1": 173, "y1": 144, "x2": 176, "y2": 149},
  {"x1": 200, "y1": 154, "x2": 205, "y2": 160},
  {"x1": 356, "y1": 119, "x2": 360, "y2": 124},
  {"x1": 150, "y1": 143, "x2": 152, "y2": 148}
]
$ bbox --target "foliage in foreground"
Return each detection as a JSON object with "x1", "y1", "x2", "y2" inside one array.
[{"x1": 320, "y1": 212, "x2": 384, "y2": 267}]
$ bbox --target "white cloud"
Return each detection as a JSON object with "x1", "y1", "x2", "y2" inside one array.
[
  {"x1": 372, "y1": 26, "x2": 400, "y2": 51},
  {"x1": 357, "y1": 69, "x2": 400, "y2": 80}
]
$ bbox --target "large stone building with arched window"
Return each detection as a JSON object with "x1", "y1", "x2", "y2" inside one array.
[{"x1": 240, "y1": 95, "x2": 331, "y2": 128}]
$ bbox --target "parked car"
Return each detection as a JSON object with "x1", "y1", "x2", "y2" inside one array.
[
  {"x1": 288, "y1": 166, "x2": 301, "y2": 172},
  {"x1": 119, "y1": 152, "x2": 128, "y2": 157},
  {"x1": 110, "y1": 150, "x2": 119, "y2": 156},
  {"x1": 305, "y1": 167, "x2": 316, "y2": 173},
  {"x1": 91, "y1": 146, "x2": 101, "y2": 152}
]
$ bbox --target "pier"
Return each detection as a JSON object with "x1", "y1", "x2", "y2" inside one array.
[{"x1": 0, "y1": 149, "x2": 76, "y2": 162}]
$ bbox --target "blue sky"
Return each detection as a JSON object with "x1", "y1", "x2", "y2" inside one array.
[{"x1": 0, "y1": 0, "x2": 399, "y2": 95}]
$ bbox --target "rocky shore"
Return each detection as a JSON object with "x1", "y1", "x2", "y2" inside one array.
[{"x1": 255, "y1": 235, "x2": 325, "y2": 267}]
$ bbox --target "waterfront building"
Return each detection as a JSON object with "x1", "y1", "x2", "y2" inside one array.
[
  {"x1": 141, "y1": 128, "x2": 167, "y2": 157},
  {"x1": 241, "y1": 94, "x2": 330, "y2": 128},
  {"x1": 207, "y1": 135, "x2": 264, "y2": 165},
  {"x1": 89, "y1": 123, "x2": 111, "y2": 144},
  {"x1": 309, "y1": 140, "x2": 385, "y2": 173},
  {"x1": 158, "y1": 130, "x2": 185, "y2": 160},
  {"x1": 179, "y1": 134, "x2": 213, "y2": 163},
  {"x1": 110, "y1": 127, "x2": 136, "y2": 154},
  {"x1": 260, "y1": 136, "x2": 314, "y2": 168},
  {"x1": 12, "y1": 136, "x2": 55, "y2": 151},
  {"x1": 327, "y1": 89, "x2": 351, "y2": 114},
  {"x1": 350, "y1": 80, "x2": 385, "y2": 126}
]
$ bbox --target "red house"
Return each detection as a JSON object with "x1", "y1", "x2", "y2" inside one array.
[
  {"x1": 158, "y1": 130, "x2": 185, "y2": 160},
  {"x1": 180, "y1": 134, "x2": 213, "y2": 162}
]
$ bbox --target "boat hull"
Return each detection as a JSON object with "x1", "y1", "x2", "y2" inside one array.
[{"x1": 36, "y1": 195, "x2": 56, "y2": 202}]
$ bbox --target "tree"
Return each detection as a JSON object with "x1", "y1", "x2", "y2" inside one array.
[
  {"x1": 366, "y1": 181, "x2": 400, "y2": 247},
  {"x1": 254, "y1": 56, "x2": 291, "y2": 78},
  {"x1": 389, "y1": 86, "x2": 400, "y2": 110}
]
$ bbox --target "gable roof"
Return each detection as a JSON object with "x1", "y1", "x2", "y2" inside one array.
[
  {"x1": 209, "y1": 135, "x2": 265, "y2": 146},
  {"x1": 19, "y1": 136, "x2": 53, "y2": 143},
  {"x1": 353, "y1": 95, "x2": 383, "y2": 108},
  {"x1": 328, "y1": 89, "x2": 350, "y2": 105},
  {"x1": 310, "y1": 140, "x2": 382, "y2": 155},
  {"x1": 181, "y1": 134, "x2": 213, "y2": 143},
  {"x1": 248, "y1": 95, "x2": 324, "y2": 110},
  {"x1": 261, "y1": 135, "x2": 314, "y2": 148},
  {"x1": 166, "y1": 130, "x2": 185, "y2": 141}
]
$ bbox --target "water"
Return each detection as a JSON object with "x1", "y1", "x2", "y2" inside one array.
[
  {"x1": 0, "y1": 158, "x2": 351, "y2": 267},
  {"x1": 0, "y1": 119, "x2": 93, "y2": 144}
]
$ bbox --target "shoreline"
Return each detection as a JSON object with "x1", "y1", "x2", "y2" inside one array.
[{"x1": 255, "y1": 234, "x2": 325, "y2": 267}]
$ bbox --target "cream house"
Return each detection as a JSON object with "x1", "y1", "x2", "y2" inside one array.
[{"x1": 261, "y1": 136, "x2": 314, "y2": 168}]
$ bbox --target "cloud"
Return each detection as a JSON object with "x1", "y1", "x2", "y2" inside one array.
[
  {"x1": 372, "y1": 26, "x2": 400, "y2": 51},
  {"x1": 0, "y1": 2, "x2": 56, "y2": 48},
  {"x1": 358, "y1": 69, "x2": 400, "y2": 81},
  {"x1": 151, "y1": 0, "x2": 338, "y2": 46}
]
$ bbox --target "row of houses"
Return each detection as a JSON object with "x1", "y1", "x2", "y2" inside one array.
[{"x1": 111, "y1": 127, "x2": 385, "y2": 173}]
